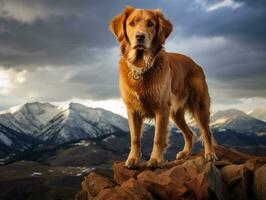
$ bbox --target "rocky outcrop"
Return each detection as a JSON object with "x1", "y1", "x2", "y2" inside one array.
[{"x1": 76, "y1": 145, "x2": 266, "y2": 200}]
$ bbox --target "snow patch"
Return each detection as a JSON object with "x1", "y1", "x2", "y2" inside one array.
[
  {"x1": 0, "y1": 132, "x2": 12, "y2": 146},
  {"x1": 257, "y1": 132, "x2": 266, "y2": 136},
  {"x1": 103, "y1": 135, "x2": 116, "y2": 142},
  {"x1": 31, "y1": 172, "x2": 43, "y2": 176},
  {"x1": 81, "y1": 167, "x2": 92, "y2": 173},
  {"x1": 73, "y1": 140, "x2": 90, "y2": 147},
  {"x1": 218, "y1": 128, "x2": 226, "y2": 132},
  {"x1": 210, "y1": 118, "x2": 228, "y2": 126}
]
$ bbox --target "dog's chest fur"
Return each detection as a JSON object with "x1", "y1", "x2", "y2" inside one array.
[
  {"x1": 123, "y1": 80, "x2": 163, "y2": 117},
  {"x1": 119, "y1": 57, "x2": 170, "y2": 117}
]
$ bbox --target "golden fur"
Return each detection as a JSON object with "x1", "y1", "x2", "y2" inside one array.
[{"x1": 110, "y1": 6, "x2": 215, "y2": 168}]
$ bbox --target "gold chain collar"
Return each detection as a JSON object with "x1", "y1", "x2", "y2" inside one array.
[{"x1": 126, "y1": 52, "x2": 160, "y2": 80}]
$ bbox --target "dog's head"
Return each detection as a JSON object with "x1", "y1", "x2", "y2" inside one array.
[{"x1": 109, "y1": 6, "x2": 172, "y2": 56}]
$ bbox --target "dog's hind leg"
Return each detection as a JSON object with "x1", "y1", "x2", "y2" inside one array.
[
  {"x1": 170, "y1": 109, "x2": 194, "y2": 159},
  {"x1": 192, "y1": 100, "x2": 216, "y2": 162},
  {"x1": 188, "y1": 73, "x2": 216, "y2": 161}
]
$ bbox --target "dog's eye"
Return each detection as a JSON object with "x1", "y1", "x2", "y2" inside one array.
[
  {"x1": 147, "y1": 21, "x2": 154, "y2": 27},
  {"x1": 129, "y1": 21, "x2": 135, "y2": 26}
]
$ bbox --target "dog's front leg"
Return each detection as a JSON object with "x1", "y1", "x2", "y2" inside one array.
[
  {"x1": 125, "y1": 109, "x2": 143, "y2": 168},
  {"x1": 147, "y1": 109, "x2": 169, "y2": 168}
]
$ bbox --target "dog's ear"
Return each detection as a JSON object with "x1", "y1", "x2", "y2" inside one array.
[
  {"x1": 109, "y1": 6, "x2": 135, "y2": 42},
  {"x1": 154, "y1": 9, "x2": 173, "y2": 45}
]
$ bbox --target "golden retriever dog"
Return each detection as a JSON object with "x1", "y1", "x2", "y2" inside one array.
[{"x1": 110, "y1": 6, "x2": 215, "y2": 168}]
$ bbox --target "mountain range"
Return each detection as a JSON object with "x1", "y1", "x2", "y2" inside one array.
[
  {"x1": 0, "y1": 102, "x2": 129, "y2": 161},
  {"x1": 0, "y1": 102, "x2": 266, "y2": 163},
  {"x1": 210, "y1": 109, "x2": 266, "y2": 136}
]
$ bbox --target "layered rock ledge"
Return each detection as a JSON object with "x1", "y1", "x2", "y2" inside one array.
[{"x1": 76, "y1": 146, "x2": 266, "y2": 200}]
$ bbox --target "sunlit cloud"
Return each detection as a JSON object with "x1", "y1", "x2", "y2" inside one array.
[
  {"x1": 207, "y1": 0, "x2": 243, "y2": 11},
  {"x1": 211, "y1": 97, "x2": 266, "y2": 113},
  {"x1": 195, "y1": 0, "x2": 243, "y2": 12},
  {"x1": 0, "y1": 67, "x2": 27, "y2": 94},
  {"x1": 0, "y1": 69, "x2": 10, "y2": 88}
]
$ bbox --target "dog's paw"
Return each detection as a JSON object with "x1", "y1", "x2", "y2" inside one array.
[
  {"x1": 124, "y1": 157, "x2": 140, "y2": 169},
  {"x1": 147, "y1": 157, "x2": 165, "y2": 169},
  {"x1": 204, "y1": 152, "x2": 218, "y2": 162},
  {"x1": 176, "y1": 150, "x2": 190, "y2": 160}
]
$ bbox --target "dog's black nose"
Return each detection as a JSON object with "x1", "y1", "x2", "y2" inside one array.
[{"x1": 136, "y1": 33, "x2": 145, "y2": 42}]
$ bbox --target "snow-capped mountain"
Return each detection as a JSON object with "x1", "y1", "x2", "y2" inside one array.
[
  {"x1": 248, "y1": 108, "x2": 266, "y2": 122},
  {"x1": 36, "y1": 103, "x2": 129, "y2": 144},
  {"x1": 0, "y1": 102, "x2": 61, "y2": 135},
  {"x1": 0, "y1": 123, "x2": 39, "y2": 160},
  {"x1": 0, "y1": 102, "x2": 129, "y2": 151},
  {"x1": 210, "y1": 109, "x2": 266, "y2": 136},
  {"x1": 1, "y1": 102, "x2": 266, "y2": 162}
]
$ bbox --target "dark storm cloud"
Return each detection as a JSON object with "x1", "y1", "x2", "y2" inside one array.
[
  {"x1": 0, "y1": 0, "x2": 122, "y2": 68},
  {"x1": 0, "y1": 0, "x2": 162, "y2": 68},
  {"x1": 163, "y1": 0, "x2": 266, "y2": 46},
  {"x1": 1, "y1": 0, "x2": 264, "y2": 68},
  {"x1": 235, "y1": 0, "x2": 266, "y2": 8},
  {"x1": 0, "y1": 0, "x2": 265, "y2": 103}
]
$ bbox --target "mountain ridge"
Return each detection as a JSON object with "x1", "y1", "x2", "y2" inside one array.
[
  {"x1": 1, "y1": 102, "x2": 266, "y2": 162},
  {"x1": 210, "y1": 108, "x2": 266, "y2": 136},
  {"x1": 248, "y1": 108, "x2": 266, "y2": 122},
  {"x1": 0, "y1": 102, "x2": 129, "y2": 161}
]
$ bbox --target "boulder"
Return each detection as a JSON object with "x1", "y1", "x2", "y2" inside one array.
[
  {"x1": 113, "y1": 161, "x2": 139, "y2": 184},
  {"x1": 253, "y1": 165, "x2": 266, "y2": 200},
  {"x1": 75, "y1": 146, "x2": 266, "y2": 200},
  {"x1": 137, "y1": 169, "x2": 190, "y2": 199},
  {"x1": 220, "y1": 164, "x2": 252, "y2": 200},
  {"x1": 97, "y1": 178, "x2": 153, "y2": 200},
  {"x1": 78, "y1": 172, "x2": 117, "y2": 199}
]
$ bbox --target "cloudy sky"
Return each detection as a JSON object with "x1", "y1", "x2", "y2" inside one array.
[{"x1": 0, "y1": 0, "x2": 265, "y2": 117}]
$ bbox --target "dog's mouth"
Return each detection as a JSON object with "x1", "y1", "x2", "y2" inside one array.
[{"x1": 133, "y1": 44, "x2": 147, "y2": 50}]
